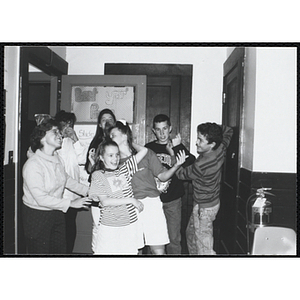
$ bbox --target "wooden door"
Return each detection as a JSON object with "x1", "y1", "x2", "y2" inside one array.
[
  {"x1": 145, "y1": 76, "x2": 180, "y2": 143},
  {"x1": 104, "y1": 64, "x2": 193, "y2": 148},
  {"x1": 215, "y1": 48, "x2": 245, "y2": 254},
  {"x1": 104, "y1": 63, "x2": 193, "y2": 253}
]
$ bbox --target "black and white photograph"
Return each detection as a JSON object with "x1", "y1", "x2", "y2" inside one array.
[
  {"x1": 1, "y1": 3, "x2": 299, "y2": 299},
  {"x1": 3, "y1": 44, "x2": 297, "y2": 257}
]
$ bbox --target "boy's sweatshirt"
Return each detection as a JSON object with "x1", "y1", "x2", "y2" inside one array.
[{"x1": 176, "y1": 126, "x2": 233, "y2": 208}]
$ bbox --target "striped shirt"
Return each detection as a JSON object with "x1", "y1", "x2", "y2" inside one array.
[
  {"x1": 89, "y1": 155, "x2": 138, "y2": 227},
  {"x1": 176, "y1": 126, "x2": 233, "y2": 208}
]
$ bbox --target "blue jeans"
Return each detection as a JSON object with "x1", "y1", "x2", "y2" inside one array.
[
  {"x1": 163, "y1": 198, "x2": 182, "y2": 254},
  {"x1": 186, "y1": 203, "x2": 220, "y2": 255}
]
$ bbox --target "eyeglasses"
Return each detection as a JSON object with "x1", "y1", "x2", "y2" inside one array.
[{"x1": 48, "y1": 128, "x2": 62, "y2": 136}]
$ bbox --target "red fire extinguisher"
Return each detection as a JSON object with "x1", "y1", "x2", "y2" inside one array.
[{"x1": 246, "y1": 188, "x2": 275, "y2": 254}]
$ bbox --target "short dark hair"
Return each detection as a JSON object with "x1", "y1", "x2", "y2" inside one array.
[
  {"x1": 152, "y1": 114, "x2": 171, "y2": 128},
  {"x1": 55, "y1": 110, "x2": 76, "y2": 130},
  {"x1": 197, "y1": 122, "x2": 223, "y2": 150},
  {"x1": 30, "y1": 119, "x2": 59, "y2": 152}
]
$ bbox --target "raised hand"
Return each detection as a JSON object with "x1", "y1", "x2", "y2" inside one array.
[
  {"x1": 88, "y1": 148, "x2": 96, "y2": 166},
  {"x1": 166, "y1": 139, "x2": 174, "y2": 156},
  {"x1": 172, "y1": 133, "x2": 181, "y2": 147},
  {"x1": 63, "y1": 127, "x2": 79, "y2": 143},
  {"x1": 175, "y1": 150, "x2": 188, "y2": 167}
]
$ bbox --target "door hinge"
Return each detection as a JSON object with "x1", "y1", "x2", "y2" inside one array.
[{"x1": 223, "y1": 92, "x2": 226, "y2": 104}]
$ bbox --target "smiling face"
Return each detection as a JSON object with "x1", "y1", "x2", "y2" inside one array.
[
  {"x1": 100, "y1": 144, "x2": 120, "y2": 170},
  {"x1": 41, "y1": 126, "x2": 63, "y2": 150},
  {"x1": 196, "y1": 132, "x2": 215, "y2": 154},
  {"x1": 153, "y1": 121, "x2": 172, "y2": 144}
]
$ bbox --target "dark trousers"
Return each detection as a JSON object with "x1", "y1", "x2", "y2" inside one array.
[
  {"x1": 22, "y1": 204, "x2": 66, "y2": 254},
  {"x1": 65, "y1": 208, "x2": 78, "y2": 254},
  {"x1": 163, "y1": 198, "x2": 182, "y2": 254}
]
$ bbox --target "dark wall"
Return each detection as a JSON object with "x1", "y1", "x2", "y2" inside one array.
[
  {"x1": 237, "y1": 168, "x2": 297, "y2": 254},
  {"x1": 4, "y1": 163, "x2": 15, "y2": 254}
]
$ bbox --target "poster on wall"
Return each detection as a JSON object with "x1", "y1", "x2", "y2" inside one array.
[
  {"x1": 74, "y1": 124, "x2": 96, "y2": 148},
  {"x1": 71, "y1": 85, "x2": 134, "y2": 123},
  {"x1": 73, "y1": 124, "x2": 97, "y2": 185}
]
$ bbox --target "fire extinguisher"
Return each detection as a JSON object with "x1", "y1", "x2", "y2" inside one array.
[{"x1": 246, "y1": 187, "x2": 275, "y2": 254}]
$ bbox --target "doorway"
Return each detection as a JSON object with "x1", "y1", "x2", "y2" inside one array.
[
  {"x1": 16, "y1": 46, "x2": 68, "y2": 253},
  {"x1": 104, "y1": 63, "x2": 193, "y2": 253},
  {"x1": 60, "y1": 74, "x2": 147, "y2": 253},
  {"x1": 215, "y1": 48, "x2": 245, "y2": 254},
  {"x1": 105, "y1": 63, "x2": 193, "y2": 146}
]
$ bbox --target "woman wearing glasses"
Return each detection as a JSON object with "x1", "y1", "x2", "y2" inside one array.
[{"x1": 22, "y1": 118, "x2": 91, "y2": 254}]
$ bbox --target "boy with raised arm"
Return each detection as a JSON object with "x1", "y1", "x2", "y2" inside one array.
[
  {"x1": 176, "y1": 122, "x2": 233, "y2": 255},
  {"x1": 145, "y1": 114, "x2": 195, "y2": 254}
]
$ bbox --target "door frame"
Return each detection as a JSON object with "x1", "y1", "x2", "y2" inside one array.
[
  {"x1": 17, "y1": 46, "x2": 68, "y2": 253},
  {"x1": 222, "y1": 47, "x2": 245, "y2": 192},
  {"x1": 104, "y1": 63, "x2": 194, "y2": 253},
  {"x1": 104, "y1": 63, "x2": 193, "y2": 150},
  {"x1": 217, "y1": 47, "x2": 245, "y2": 254}
]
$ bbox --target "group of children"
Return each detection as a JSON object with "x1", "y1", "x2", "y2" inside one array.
[
  {"x1": 88, "y1": 119, "x2": 188, "y2": 254},
  {"x1": 23, "y1": 108, "x2": 232, "y2": 255},
  {"x1": 86, "y1": 112, "x2": 232, "y2": 255}
]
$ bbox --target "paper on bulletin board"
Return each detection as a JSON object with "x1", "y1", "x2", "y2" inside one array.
[
  {"x1": 74, "y1": 124, "x2": 97, "y2": 148},
  {"x1": 71, "y1": 86, "x2": 134, "y2": 123}
]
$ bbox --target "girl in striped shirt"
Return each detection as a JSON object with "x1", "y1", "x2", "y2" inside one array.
[{"x1": 89, "y1": 122, "x2": 147, "y2": 255}]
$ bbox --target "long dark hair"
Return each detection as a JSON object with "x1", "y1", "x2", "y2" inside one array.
[
  {"x1": 30, "y1": 119, "x2": 59, "y2": 152},
  {"x1": 85, "y1": 109, "x2": 116, "y2": 173},
  {"x1": 91, "y1": 139, "x2": 119, "y2": 174}
]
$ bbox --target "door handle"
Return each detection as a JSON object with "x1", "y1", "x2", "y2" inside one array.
[{"x1": 231, "y1": 153, "x2": 236, "y2": 159}]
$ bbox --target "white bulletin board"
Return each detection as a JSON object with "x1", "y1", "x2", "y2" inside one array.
[
  {"x1": 71, "y1": 86, "x2": 134, "y2": 123},
  {"x1": 61, "y1": 75, "x2": 147, "y2": 145}
]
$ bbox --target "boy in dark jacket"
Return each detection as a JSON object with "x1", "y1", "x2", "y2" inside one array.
[
  {"x1": 145, "y1": 114, "x2": 195, "y2": 254},
  {"x1": 176, "y1": 122, "x2": 233, "y2": 255}
]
